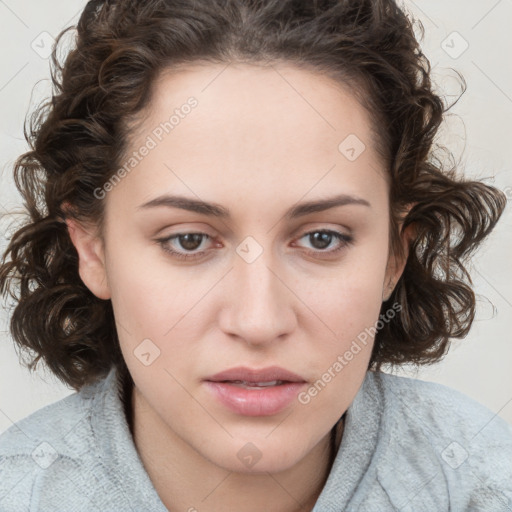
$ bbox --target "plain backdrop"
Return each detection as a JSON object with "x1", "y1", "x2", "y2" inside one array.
[{"x1": 0, "y1": 0, "x2": 511, "y2": 436}]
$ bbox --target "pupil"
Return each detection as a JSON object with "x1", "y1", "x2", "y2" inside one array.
[
  {"x1": 311, "y1": 232, "x2": 331, "y2": 250},
  {"x1": 179, "y1": 234, "x2": 203, "y2": 251}
]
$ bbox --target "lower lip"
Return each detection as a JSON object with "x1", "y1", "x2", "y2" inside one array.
[{"x1": 204, "y1": 381, "x2": 307, "y2": 416}]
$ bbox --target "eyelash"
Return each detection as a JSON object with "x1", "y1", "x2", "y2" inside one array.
[{"x1": 156, "y1": 229, "x2": 353, "y2": 262}]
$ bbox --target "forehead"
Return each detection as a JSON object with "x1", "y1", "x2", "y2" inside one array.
[
  {"x1": 112, "y1": 63, "x2": 387, "y2": 215},
  {"x1": 144, "y1": 62, "x2": 377, "y2": 157}
]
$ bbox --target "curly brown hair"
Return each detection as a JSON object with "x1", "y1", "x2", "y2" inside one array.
[{"x1": 0, "y1": 0, "x2": 506, "y2": 392}]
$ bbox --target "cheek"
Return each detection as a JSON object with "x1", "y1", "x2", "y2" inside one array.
[
  {"x1": 103, "y1": 237, "x2": 211, "y2": 363},
  {"x1": 296, "y1": 290, "x2": 382, "y2": 423},
  {"x1": 319, "y1": 250, "x2": 388, "y2": 339},
  {"x1": 297, "y1": 240, "x2": 389, "y2": 404}
]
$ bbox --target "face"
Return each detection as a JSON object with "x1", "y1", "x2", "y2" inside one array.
[{"x1": 69, "y1": 63, "x2": 406, "y2": 474}]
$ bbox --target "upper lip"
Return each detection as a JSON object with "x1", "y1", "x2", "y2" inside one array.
[{"x1": 205, "y1": 366, "x2": 306, "y2": 383}]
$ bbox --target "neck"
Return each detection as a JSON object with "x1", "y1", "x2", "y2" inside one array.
[{"x1": 129, "y1": 384, "x2": 343, "y2": 512}]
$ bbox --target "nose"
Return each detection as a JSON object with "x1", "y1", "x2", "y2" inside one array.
[{"x1": 218, "y1": 249, "x2": 297, "y2": 347}]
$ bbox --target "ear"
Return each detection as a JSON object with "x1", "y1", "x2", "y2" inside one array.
[
  {"x1": 382, "y1": 218, "x2": 416, "y2": 302},
  {"x1": 65, "y1": 217, "x2": 111, "y2": 300}
]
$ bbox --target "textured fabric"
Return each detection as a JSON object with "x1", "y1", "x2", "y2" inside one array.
[{"x1": 1, "y1": 367, "x2": 511, "y2": 511}]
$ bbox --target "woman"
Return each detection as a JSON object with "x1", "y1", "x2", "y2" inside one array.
[{"x1": 1, "y1": 0, "x2": 511, "y2": 510}]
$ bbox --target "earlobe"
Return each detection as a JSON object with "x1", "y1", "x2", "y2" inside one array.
[
  {"x1": 382, "y1": 221, "x2": 416, "y2": 302},
  {"x1": 66, "y1": 217, "x2": 111, "y2": 300},
  {"x1": 382, "y1": 280, "x2": 396, "y2": 302}
]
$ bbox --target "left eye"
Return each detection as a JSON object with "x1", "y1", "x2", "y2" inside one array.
[
  {"x1": 157, "y1": 229, "x2": 352, "y2": 261},
  {"x1": 296, "y1": 230, "x2": 353, "y2": 253}
]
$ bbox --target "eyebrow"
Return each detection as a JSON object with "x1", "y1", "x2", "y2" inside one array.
[{"x1": 137, "y1": 193, "x2": 371, "y2": 219}]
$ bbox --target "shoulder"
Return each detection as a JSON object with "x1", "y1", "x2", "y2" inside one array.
[
  {"x1": 373, "y1": 371, "x2": 512, "y2": 442},
  {"x1": 0, "y1": 372, "x2": 108, "y2": 458},
  {"x1": 0, "y1": 377, "x2": 107, "y2": 511},
  {"x1": 0, "y1": 389, "x2": 88, "y2": 454},
  {"x1": 368, "y1": 371, "x2": 512, "y2": 509}
]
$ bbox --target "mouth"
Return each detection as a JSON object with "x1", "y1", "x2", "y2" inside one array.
[
  {"x1": 205, "y1": 365, "x2": 307, "y2": 385},
  {"x1": 217, "y1": 380, "x2": 291, "y2": 389},
  {"x1": 204, "y1": 366, "x2": 307, "y2": 416}
]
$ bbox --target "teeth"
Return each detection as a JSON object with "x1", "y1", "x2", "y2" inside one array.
[{"x1": 229, "y1": 380, "x2": 284, "y2": 388}]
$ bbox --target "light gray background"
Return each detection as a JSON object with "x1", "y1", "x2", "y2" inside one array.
[{"x1": 1, "y1": 0, "x2": 511, "y2": 434}]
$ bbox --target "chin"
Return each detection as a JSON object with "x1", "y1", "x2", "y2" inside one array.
[{"x1": 200, "y1": 436, "x2": 313, "y2": 475}]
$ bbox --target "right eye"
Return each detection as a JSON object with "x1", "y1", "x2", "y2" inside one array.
[{"x1": 157, "y1": 232, "x2": 215, "y2": 261}]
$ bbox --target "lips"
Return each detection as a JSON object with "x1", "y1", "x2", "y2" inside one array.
[
  {"x1": 205, "y1": 366, "x2": 307, "y2": 385},
  {"x1": 204, "y1": 366, "x2": 307, "y2": 416}
]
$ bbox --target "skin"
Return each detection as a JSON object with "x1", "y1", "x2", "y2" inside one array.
[{"x1": 67, "y1": 63, "x2": 410, "y2": 512}]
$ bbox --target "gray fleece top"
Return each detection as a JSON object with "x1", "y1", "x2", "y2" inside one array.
[{"x1": 1, "y1": 367, "x2": 511, "y2": 511}]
